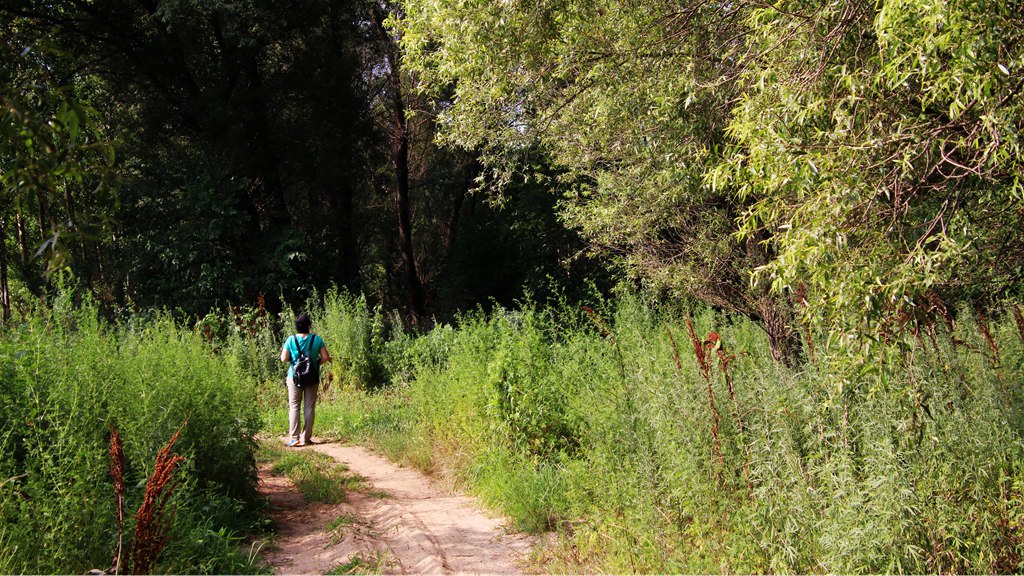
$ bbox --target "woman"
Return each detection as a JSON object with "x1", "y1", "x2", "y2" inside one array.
[{"x1": 280, "y1": 312, "x2": 332, "y2": 447}]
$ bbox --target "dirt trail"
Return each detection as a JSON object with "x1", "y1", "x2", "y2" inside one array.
[{"x1": 259, "y1": 440, "x2": 534, "y2": 575}]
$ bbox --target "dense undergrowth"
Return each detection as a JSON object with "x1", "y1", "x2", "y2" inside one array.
[
  {"x1": 4, "y1": 286, "x2": 1023, "y2": 574},
  {"x1": 0, "y1": 292, "x2": 266, "y2": 574},
  {"x1": 250, "y1": 289, "x2": 1024, "y2": 574}
]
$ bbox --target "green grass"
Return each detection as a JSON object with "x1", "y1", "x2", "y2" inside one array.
[
  {"x1": 325, "y1": 512, "x2": 366, "y2": 546},
  {"x1": 0, "y1": 291, "x2": 267, "y2": 574},
  {"x1": 325, "y1": 551, "x2": 390, "y2": 575},
  {"x1": 326, "y1": 512, "x2": 362, "y2": 532},
  {"x1": 274, "y1": 292, "x2": 1024, "y2": 574},
  {"x1": 258, "y1": 440, "x2": 366, "y2": 504},
  {"x1": 5, "y1": 286, "x2": 1013, "y2": 574}
]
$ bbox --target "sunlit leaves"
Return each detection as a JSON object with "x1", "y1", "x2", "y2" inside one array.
[
  {"x1": 399, "y1": 0, "x2": 1023, "y2": 357},
  {"x1": 398, "y1": 0, "x2": 761, "y2": 314},
  {"x1": 726, "y1": 0, "x2": 1023, "y2": 340}
]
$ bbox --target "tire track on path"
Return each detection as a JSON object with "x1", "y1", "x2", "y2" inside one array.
[{"x1": 259, "y1": 440, "x2": 533, "y2": 575}]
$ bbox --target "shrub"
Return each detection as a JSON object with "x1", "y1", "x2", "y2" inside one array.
[
  {"x1": 0, "y1": 293, "x2": 264, "y2": 574},
  {"x1": 310, "y1": 293, "x2": 1024, "y2": 573}
]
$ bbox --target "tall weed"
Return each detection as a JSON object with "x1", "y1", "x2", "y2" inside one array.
[
  {"x1": 305, "y1": 293, "x2": 1024, "y2": 574},
  {"x1": 0, "y1": 293, "x2": 264, "y2": 574}
]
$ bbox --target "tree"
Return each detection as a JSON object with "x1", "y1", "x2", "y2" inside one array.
[
  {"x1": 398, "y1": 0, "x2": 1023, "y2": 358},
  {"x1": 368, "y1": 1, "x2": 427, "y2": 323},
  {"x1": 718, "y1": 0, "x2": 1024, "y2": 340},
  {"x1": 1, "y1": 39, "x2": 118, "y2": 319},
  {"x1": 3, "y1": 0, "x2": 629, "y2": 320},
  {"x1": 3, "y1": 0, "x2": 378, "y2": 314},
  {"x1": 397, "y1": 0, "x2": 803, "y2": 361}
]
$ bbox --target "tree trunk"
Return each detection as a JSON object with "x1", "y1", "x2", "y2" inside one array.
[
  {"x1": 392, "y1": 86, "x2": 426, "y2": 324},
  {"x1": 446, "y1": 156, "x2": 478, "y2": 252},
  {"x1": 14, "y1": 212, "x2": 42, "y2": 296},
  {"x1": 0, "y1": 216, "x2": 11, "y2": 323},
  {"x1": 759, "y1": 296, "x2": 803, "y2": 367},
  {"x1": 376, "y1": 6, "x2": 426, "y2": 324}
]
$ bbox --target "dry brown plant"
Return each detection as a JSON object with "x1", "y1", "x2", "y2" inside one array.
[
  {"x1": 1012, "y1": 306, "x2": 1024, "y2": 348},
  {"x1": 975, "y1": 305, "x2": 1002, "y2": 369},
  {"x1": 685, "y1": 317, "x2": 722, "y2": 470},
  {"x1": 107, "y1": 426, "x2": 125, "y2": 574},
  {"x1": 130, "y1": 425, "x2": 186, "y2": 575}
]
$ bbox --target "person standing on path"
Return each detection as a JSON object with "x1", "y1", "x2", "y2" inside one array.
[{"x1": 280, "y1": 312, "x2": 331, "y2": 447}]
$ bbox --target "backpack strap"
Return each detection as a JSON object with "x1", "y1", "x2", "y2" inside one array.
[{"x1": 295, "y1": 334, "x2": 311, "y2": 357}]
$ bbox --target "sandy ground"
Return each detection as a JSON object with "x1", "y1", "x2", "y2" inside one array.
[{"x1": 258, "y1": 440, "x2": 534, "y2": 575}]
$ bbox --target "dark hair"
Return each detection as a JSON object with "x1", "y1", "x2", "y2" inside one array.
[{"x1": 294, "y1": 312, "x2": 312, "y2": 333}]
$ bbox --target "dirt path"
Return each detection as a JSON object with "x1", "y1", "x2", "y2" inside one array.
[{"x1": 259, "y1": 440, "x2": 534, "y2": 575}]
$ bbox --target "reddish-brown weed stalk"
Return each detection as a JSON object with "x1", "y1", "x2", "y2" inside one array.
[
  {"x1": 581, "y1": 306, "x2": 612, "y2": 340},
  {"x1": 794, "y1": 283, "x2": 817, "y2": 364},
  {"x1": 709, "y1": 332, "x2": 751, "y2": 487},
  {"x1": 976, "y1": 305, "x2": 1002, "y2": 369},
  {"x1": 108, "y1": 426, "x2": 125, "y2": 575},
  {"x1": 1013, "y1": 306, "x2": 1024, "y2": 347},
  {"x1": 664, "y1": 322, "x2": 682, "y2": 371},
  {"x1": 131, "y1": 426, "x2": 186, "y2": 575},
  {"x1": 673, "y1": 320, "x2": 751, "y2": 485},
  {"x1": 685, "y1": 317, "x2": 723, "y2": 470},
  {"x1": 706, "y1": 334, "x2": 733, "y2": 405}
]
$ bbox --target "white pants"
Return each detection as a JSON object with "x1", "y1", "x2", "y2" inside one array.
[{"x1": 287, "y1": 377, "x2": 318, "y2": 443}]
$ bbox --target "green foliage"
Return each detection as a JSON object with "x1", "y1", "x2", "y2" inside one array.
[
  {"x1": 431, "y1": 173, "x2": 609, "y2": 313},
  {"x1": 0, "y1": 293, "x2": 264, "y2": 574},
  {"x1": 2, "y1": 0, "x2": 381, "y2": 316},
  {"x1": 396, "y1": 0, "x2": 788, "y2": 337},
  {"x1": 121, "y1": 163, "x2": 302, "y2": 315},
  {"x1": 398, "y1": 0, "x2": 1024, "y2": 355},
  {"x1": 314, "y1": 289, "x2": 391, "y2": 389},
  {"x1": 3, "y1": 0, "x2": 595, "y2": 324},
  {"x1": 310, "y1": 294, "x2": 1024, "y2": 573},
  {"x1": 0, "y1": 42, "x2": 118, "y2": 293},
  {"x1": 722, "y1": 0, "x2": 1024, "y2": 340}
]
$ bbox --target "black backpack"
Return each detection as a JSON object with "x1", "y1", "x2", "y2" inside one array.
[{"x1": 291, "y1": 335, "x2": 319, "y2": 388}]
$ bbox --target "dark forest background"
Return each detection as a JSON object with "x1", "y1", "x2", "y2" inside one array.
[{"x1": 1, "y1": 0, "x2": 606, "y2": 324}]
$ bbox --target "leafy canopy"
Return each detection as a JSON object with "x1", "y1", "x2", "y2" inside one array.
[{"x1": 398, "y1": 0, "x2": 1024, "y2": 345}]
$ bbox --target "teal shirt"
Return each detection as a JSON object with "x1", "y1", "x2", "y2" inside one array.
[{"x1": 284, "y1": 334, "x2": 325, "y2": 379}]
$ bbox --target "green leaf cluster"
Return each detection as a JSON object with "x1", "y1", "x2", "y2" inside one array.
[
  {"x1": 1, "y1": 42, "x2": 118, "y2": 282},
  {"x1": 399, "y1": 0, "x2": 1024, "y2": 350}
]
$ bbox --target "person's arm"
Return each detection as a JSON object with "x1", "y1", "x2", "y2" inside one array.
[
  {"x1": 318, "y1": 336, "x2": 332, "y2": 364},
  {"x1": 280, "y1": 337, "x2": 292, "y2": 363}
]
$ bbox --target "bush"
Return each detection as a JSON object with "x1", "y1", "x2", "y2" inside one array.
[
  {"x1": 313, "y1": 288, "x2": 390, "y2": 390},
  {"x1": 310, "y1": 293, "x2": 1024, "y2": 573},
  {"x1": 0, "y1": 293, "x2": 264, "y2": 574}
]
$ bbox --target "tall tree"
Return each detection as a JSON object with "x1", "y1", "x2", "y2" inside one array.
[
  {"x1": 398, "y1": 0, "x2": 803, "y2": 361},
  {"x1": 398, "y1": 0, "x2": 1023, "y2": 357},
  {"x1": 3, "y1": 0, "x2": 614, "y2": 319},
  {"x1": 3, "y1": 0, "x2": 378, "y2": 314},
  {"x1": 371, "y1": 1, "x2": 426, "y2": 323},
  {"x1": 719, "y1": 0, "x2": 1024, "y2": 339},
  {"x1": 1, "y1": 38, "x2": 118, "y2": 312},
  {"x1": 354, "y1": 0, "x2": 430, "y2": 319}
]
